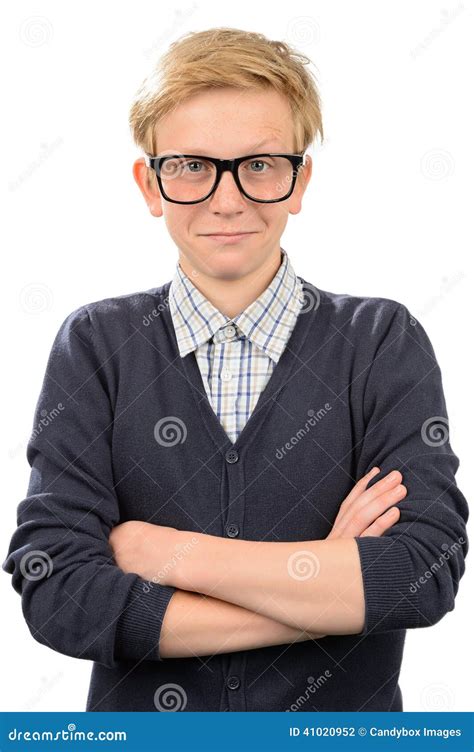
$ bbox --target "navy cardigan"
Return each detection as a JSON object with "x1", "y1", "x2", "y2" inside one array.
[{"x1": 3, "y1": 278, "x2": 469, "y2": 711}]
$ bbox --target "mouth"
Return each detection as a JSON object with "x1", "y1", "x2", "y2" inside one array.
[{"x1": 200, "y1": 231, "x2": 258, "y2": 243}]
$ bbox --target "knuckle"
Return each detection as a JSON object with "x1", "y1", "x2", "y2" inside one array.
[
  {"x1": 372, "y1": 497, "x2": 388, "y2": 514},
  {"x1": 351, "y1": 511, "x2": 365, "y2": 529}
]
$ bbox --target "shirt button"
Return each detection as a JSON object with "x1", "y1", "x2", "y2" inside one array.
[
  {"x1": 225, "y1": 449, "x2": 239, "y2": 464},
  {"x1": 221, "y1": 369, "x2": 233, "y2": 381},
  {"x1": 226, "y1": 523, "x2": 240, "y2": 538},
  {"x1": 224, "y1": 325, "x2": 236, "y2": 339},
  {"x1": 226, "y1": 675, "x2": 241, "y2": 690}
]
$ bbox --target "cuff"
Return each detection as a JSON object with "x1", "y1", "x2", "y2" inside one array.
[
  {"x1": 354, "y1": 536, "x2": 420, "y2": 635},
  {"x1": 114, "y1": 578, "x2": 176, "y2": 662}
]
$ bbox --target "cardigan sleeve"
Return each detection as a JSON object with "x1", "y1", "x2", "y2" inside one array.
[
  {"x1": 2, "y1": 306, "x2": 176, "y2": 668},
  {"x1": 354, "y1": 302, "x2": 469, "y2": 635}
]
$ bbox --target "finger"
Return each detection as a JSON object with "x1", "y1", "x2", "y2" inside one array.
[
  {"x1": 359, "y1": 506, "x2": 401, "y2": 537},
  {"x1": 339, "y1": 466, "x2": 381, "y2": 508},
  {"x1": 336, "y1": 484, "x2": 406, "y2": 538},
  {"x1": 344, "y1": 470, "x2": 403, "y2": 517},
  {"x1": 330, "y1": 468, "x2": 403, "y2": 539},
  {"x1": 335, "y1": 469, "x2": 402, "y2": 531}
]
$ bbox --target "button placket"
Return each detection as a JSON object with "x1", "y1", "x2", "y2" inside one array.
[{"x1": 222, "y1": 443, "x2": 247, "y2": 710}]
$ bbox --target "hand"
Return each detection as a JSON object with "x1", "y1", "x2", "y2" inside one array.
[
  {"x1": 109, "y1": 520, "x2": 179, "y2": 585},
  {"x1": 327, "y1": 467, "x2": 407, "y2": 540}
]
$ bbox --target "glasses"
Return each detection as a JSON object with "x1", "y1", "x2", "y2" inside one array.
[{"x1": 144, "y1": 152, "x2": 306, "y2": 204}]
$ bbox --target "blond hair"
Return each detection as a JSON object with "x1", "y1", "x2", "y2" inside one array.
[{"x1": 129, "y1": 27, "x2": 324, "y2": 160}]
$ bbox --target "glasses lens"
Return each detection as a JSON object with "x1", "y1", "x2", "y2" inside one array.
[
  {"x1": 159, "y1": 157, "x2": 216, "y2": 202},
  {"x1": 158, "y1": 155, "x2": 299, "y2": 202},
  {"x1": 238, "y1": 156, "x2": 296, "y2": 201}
]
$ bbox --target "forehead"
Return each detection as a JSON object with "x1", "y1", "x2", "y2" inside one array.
[{"x1": 155, "y1": 87, "x2": 295, "y2": 156}]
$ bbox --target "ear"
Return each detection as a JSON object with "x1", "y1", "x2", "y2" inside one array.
[
  {"x1": 287, "y1": 154, "x2": 312, "y2": 216},
  {"x1": 132, "y1": 158, "x2": 163, "y2": 218}
]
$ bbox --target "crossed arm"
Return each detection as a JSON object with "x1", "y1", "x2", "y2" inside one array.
[
  {"x1": 110, "y1": 467, "x2": 407, "y2": 658},
  {"x1": 160, "y1": 535, "x2": 364, "y2": 658}
]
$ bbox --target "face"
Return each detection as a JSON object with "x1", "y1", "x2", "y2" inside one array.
[{"x1": 133, "y1": 86, "x2": 312, "y2": 282}]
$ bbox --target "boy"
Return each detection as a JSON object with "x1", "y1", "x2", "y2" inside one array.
[{"x1": 3, "y1": 27, "x2": 468, "y2": 712}]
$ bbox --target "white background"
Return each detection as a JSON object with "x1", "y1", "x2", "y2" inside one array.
[{"x1": 0, "y1": 0, "x2": 472, "y2": 712}]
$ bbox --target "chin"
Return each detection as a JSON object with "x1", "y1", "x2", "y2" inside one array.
[{"x1": 202, "y1": 249, "x2": 255, "y2": 279}]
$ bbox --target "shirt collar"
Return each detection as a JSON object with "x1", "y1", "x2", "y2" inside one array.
[{"x1": 169, "y1": 248, "x2": 304, "y2": 363}]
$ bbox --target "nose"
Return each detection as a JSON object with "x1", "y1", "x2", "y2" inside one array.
[{"x1": 208, "y1": 169, "x2": 247, "y2": 212}]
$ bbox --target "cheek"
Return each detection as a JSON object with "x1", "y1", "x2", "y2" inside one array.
[
  {"x1": 162, "y1": 206, "x2": 200, "y2": 236},
  {"x1": 261, "y1": 207, "x2": 287, "y2": 230},
  {"x1": 238, "y1": 206, "x2": 284, "y2": 232}
]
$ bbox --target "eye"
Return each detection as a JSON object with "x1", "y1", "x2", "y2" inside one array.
[
  {"x1": 185, "y1": 160, "x2": 208, "y2": 172},
  {"x1": 248, "y1": 160, "x2": 270, "y2": 172}
]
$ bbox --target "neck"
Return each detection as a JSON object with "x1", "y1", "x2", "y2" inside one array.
[{"x1": 178, "y1": 249, "x2": 283, "y2": 319}]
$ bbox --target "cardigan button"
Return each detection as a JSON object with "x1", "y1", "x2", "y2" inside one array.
[
  {"x1": 226, "y1": 675, "x2": 241, "y2": 690},
  {"x1": 225, "y1": 449, "x2": 239, "y2": 464},
  {"x1": 226, "y1": 523, "x2": 240, "y2": 538}
]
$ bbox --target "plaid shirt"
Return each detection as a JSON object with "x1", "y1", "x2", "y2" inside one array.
[{"x1": 169, "y1": 248, "x2": 305, "y2": 443}]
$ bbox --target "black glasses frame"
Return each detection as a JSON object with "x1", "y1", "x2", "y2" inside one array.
[{"x1": 143, "y1": 152, "x2": 306, "y2": 204}]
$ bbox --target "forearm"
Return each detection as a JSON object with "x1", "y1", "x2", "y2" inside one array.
[
  {"x1": 159, "y1": 589, "x2": 325, "y2": 658},
  {"x1": 171, "y1": 534, "x2": 365, "y2": 636}
]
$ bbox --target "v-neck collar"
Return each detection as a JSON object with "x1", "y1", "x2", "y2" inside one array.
[{"x1": 161, "y1": 276, "x2": 318, "y2": 456}]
